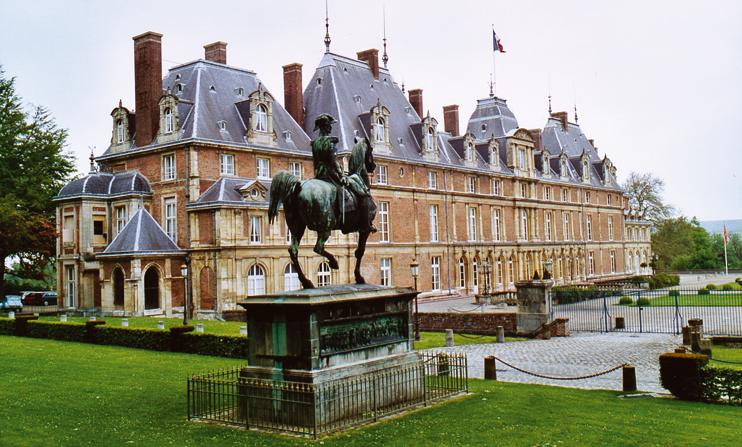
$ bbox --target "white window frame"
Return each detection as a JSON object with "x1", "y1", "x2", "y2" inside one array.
[
  {"x1": 165, "y1": 107, "x2": 173, "y2": 133},
  {"x1": 374, "y1": 117, "x2": 385, "y2": 143},
  {"x1": 520, "y1": 183, "x2": 527, "y2": 198},
  {"x1": 115, "y1": 206, "x2": 127, "y2": 236},
  {"x1": 66, "y1": 265, "x2": 76, "y2": 308},
  {"x1": 428, "y1": 171, "x2": 437, "y2": 189},
  {"x1": 247, "y1": 264, "x2": 265, "y2": 296},
  {"x1": 608, "y1": 216, "x2": 614, "y2": 241},
  {"x1": 521, "y1": 209, "x2": 528, "y2": 241},
  {"x1": 380, "y1": 258, "x2": 391, "y2": 286},
  {"x1": 289, "y1": 162, "x2": 301, "y2": 179},
  {"x1": 585, "y1": 191, "x2": 591, "y2": 204},
  {"x1": 429, "y1": 204, "x2": 439, "y2": 242},
  {"x1": 250, "y1": 216, "x2": 262, "y2": 243},
  {"x1": 545, "y1": 212, "x2": 552, "y2": 241},
  {"x1": 257, "y1": 157, "x2": 270, "y2": 179},
  {"x1": 493, "y1": 179, "x2": 501, "y2": 195},
  {"x1": 284, "y1": 264, "x2": 300, "y2": 292},
  {"x1": 589, "y1": 251, "x2": 595, "y2": 276},
  {"x1": 563, "y1": 213, "x2": 571, "y2": 241},
  {"x1": 377, "y1": 165, "x2": 388, "y2": 185},
  {"x1": 545, "y1": 186, "x2": 551, "y2": 201},
  {"x1": 378, "y1": 201, "x2": 390, "y2": 242},
  {"x1": 162, "y1": 154, "x2": 176, "y2": 181},
  {"x1": 497, "y1": 260, "x2": 503, "y2": 285},
  {"x1": 587, "y1": 215, "x2": 593, "y2": 241},
  {"x1": 164, "y1": 197, "x2": 177, "y2": 241},
  {"x1": 468, "y1": 176, "x2": 476, "y2": 193},
  {"x1": 431, "y1": 256, "x2": 441, "y2": 291},
  {"x1": 220, "y1": 153, "x2": 235, "y2": 176},
  {"x1": 610, "y1": 251, "x2": 616, "y2": 273},
  {"x1": 317, "y1": 262, "x2": 332, "y2": 287},
  {"x1": 518, "y1": 148, "x2": 525, "y2": 170},
  {"x1": 562, "y1": 189, "x2": 568, "y2": 202},
  {"x1": 117, "y1": 119, "x2": 124, "y2": 143},
  {"x1": 472, "y1": 259, "x2": 478, "y2": 290},
  {"x1": 493, "y1": 208, "x2": 501, "y2": 241},
  {"x1": 508, "y1": 258, "x2": 514, "y2": 284},
  {"x1": 468, "y1": 206, "x2": 477, "y2": 242},
  {"x1": 459, "y1": 258, "x2": 466, "y2": 289},
  {"x1": 255, "y1": 104, "x2": 267, "y2": 132}
]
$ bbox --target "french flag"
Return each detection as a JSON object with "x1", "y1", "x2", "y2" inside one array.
[{"x1": 493, "y1": 29, "x2": 506, "y2": 53}]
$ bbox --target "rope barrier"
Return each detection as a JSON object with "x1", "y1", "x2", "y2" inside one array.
[
  {"x1": 456, "y1": 333, "x2": 488, "y2": 340},
  {"x1": 447, "y1": 304, "x2": 484, "y2": 313},
  {"x1": 710, "y1": 358, "x2": 742, "y2": 365},
  {"x1": 492, "y1": 356, "x2": 627, "y2": 381}
]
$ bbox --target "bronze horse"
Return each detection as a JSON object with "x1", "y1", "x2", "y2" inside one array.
[{"x1": 268, "y1": 138, "x2": 377, "y2": 289}]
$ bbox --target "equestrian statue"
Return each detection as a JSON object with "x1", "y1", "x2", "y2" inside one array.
[{"x1": 269, "y1": 114, "x2": 377, "y2": 289}]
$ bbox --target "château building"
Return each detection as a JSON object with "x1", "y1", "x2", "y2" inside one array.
[{"x1": 53, "y1": 31, "x2": 651, "y2": 317}]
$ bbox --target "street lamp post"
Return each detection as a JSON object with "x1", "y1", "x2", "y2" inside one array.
[
  {"x1": 410, "y1": 261, "x2": 420, "y2": 341},
  {"x1": 181, "y1": 263, "x2": 188, "y2": 326}
]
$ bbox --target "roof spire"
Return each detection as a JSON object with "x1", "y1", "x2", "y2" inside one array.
[
  {"x1": 548, "y1": 94, "x2": 552, "y2": 114},
  {"x1": 324, "y1": 0, "x2": 331, "y2": 53},
  {"x1": 574, "y1": 104, "x2": 579, "y2": 123},
  {"x1": 382, "y1": 4, "x2": 389, "y2": 68},
  {"x1": 489, "y1": 73, "x2": 494, "y2": 98},
  {"x1": 573, "y1": 82, "x2": 578, "y2": 123},
  {"x1": 89, "y1": 147, "x2": 97, "y2": 173}
]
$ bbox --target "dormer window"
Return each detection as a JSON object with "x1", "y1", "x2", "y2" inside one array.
[
  {"x1": 110, "y1": 102, "x2": 133, "y2": 152},
  {"x1": 374, "y1": 118, "x2": 385, "y2": 143},
  {"x1": 420, "y1": 115, "x2": 440, "y2": 162},
  {"x1": 175, "y1": 83, "x2": 183, "y2": 93},
  {"x1": 217, "y1": 120, "x2": 227, "y2": 131},
  {"x1": 117, "y1": 119, "x2": 124, "y2": 143},
  {"x1": 246, "y1": 84, "x2": 277, "y2": 147},
  {"x1": 255, "y1": 104, "x2": 267, "y2": 132},
  {"x1": 369, "y1": 99, "x2": 391, "y2": 154},
  {"x1": 426, "y1": 128, "x2": 435, "y2": 150},
  {"x1": 236, "y1": 87, "x2": 244, "y2": 96},
  {"x1": 164, "y1": 108, "x2": 173, "y2": 133},
  {"x1": 157, "y1": 88, "x2": 181, "y2": 143}
]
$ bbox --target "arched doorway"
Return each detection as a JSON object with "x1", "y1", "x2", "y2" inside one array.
[
  {"x1": 200, "y1": 266, "x2": 215, "y2": 310},
  {"x1": 113, "y1": 267, "x2": 125, "y2": 307},
  {"x1": 144, "y1": 267, "x2": 160, "y2": 310}
]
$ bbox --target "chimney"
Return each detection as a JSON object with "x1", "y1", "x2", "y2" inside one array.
[
  {"x1": 283, "y1": 63, "x2": 304, "y2": 128},
  {"x1": 442, "y1": 105, "x2": 460, "y2": 137},
  {"x1": 408, "y1": 89, "x2": 423, "y2": 118},
  {"x1": 204, "y1": 41, "x2": 227, "y2": 64},
  {"x1": 357, "y1": 49, "x2": 379, "y2": 80},
  {"x1": 551, "y1": 111, "x2": 569, "y2": 131},
  {"x1": 133, "y1": 32, "x2": 163, "y2": 148}
]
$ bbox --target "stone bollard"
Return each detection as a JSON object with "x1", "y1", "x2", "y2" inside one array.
[
  {"x1": 542, "y1": 323, "x2": 551, "y2": 340},
  {"x1": 484, "y1": 356, "x2": 497, "y2": 380},
  {"x1": 445, "y1": 329, "x2": 455, "y2": 347},
  {"x1": 622, "y1": 365, "x2": 637, "y2": 392},
  {"x1": 121, "y1": 319, "x2": 129, "y2": 327},
  {"x1": 240, "y1": 326, "x2": 247, "y2": 336},
  {"x1": 674, "y1": 347, "x2": 687, "y2": 353},
  {"x1": 615, "y1": 316, "x2": 625, "y2": 329},
  {"x1": 496, "y1": 326, "x2": 505, "y2": 343},
  {"x1": 157, "y1": 321, "x2": 165, "y2": 330},
  {"x1": 60, "y1": 315, "x2": 67, "y2": 322},
  {"x1": 89, "y1": 316, "x2": 96, "y2": 321},
  {"x1": 196, "y1": 323, "x2": 204, "y2": 333},
  {"x1": 682, "y1": 326, "x2": 691, "y2": 345},
  {"x1": 8, "y1": 311, "x2": 15, "y2": 319},
  {"x1": 700, "y1": 339, "x2": 713, "y2": 358}
]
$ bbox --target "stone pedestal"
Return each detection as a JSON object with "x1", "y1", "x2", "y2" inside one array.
[{"x1": 515, "y1": 280, "x2": 553, "y2": 335}]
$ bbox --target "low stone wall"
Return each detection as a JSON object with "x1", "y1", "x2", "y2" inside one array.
[
  {"x1": 418, "y1": 312, "x2": 517, "y2": 335},
  {"x1": 222, "y1": 310, "x2": 247, "y2": 322}
]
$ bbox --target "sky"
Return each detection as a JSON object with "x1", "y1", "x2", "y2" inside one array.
[{"x1": 2, "y1": 0, "x2": 741, "y2": 221}]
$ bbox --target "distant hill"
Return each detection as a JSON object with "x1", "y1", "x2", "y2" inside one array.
[{"x1": 699, "y1": 219, "x2": 742, "y2": 236}]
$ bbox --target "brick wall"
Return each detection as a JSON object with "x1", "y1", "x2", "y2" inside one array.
[{"x1": 418, "y1": 312, "x2": 517, "y2": 335}]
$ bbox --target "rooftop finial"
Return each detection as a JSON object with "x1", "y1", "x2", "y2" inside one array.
[
  {"x1": 324, "y1": 0, "x2": 331, "y2": 53},
  {"x1": 401, "y1": 81, "x2": 405, "y2": 93},
  {"x1": 548, "y1": 94, "x2": 552, "y2": 114},
  {"x1": 89, "y1": 147, "x2": 97, "y2": 173},
  {"x1": 574, "y1": 104, "x2": 578, "y2": 123},
  {"x1": 382, "y1": 4, "x2": 389, "y2": 68},
  {"x1": 573, "y1": 83, "x2": 579, "y2": 123},
  {"x1": 489, "y1": 73, "x2": 494, "y2": 97}
]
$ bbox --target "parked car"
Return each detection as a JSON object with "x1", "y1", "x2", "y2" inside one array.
[
  {"x1": 0, "y1": 295, "x2": 22, "y2": 311},
  {"x1": 20, "y1": 291, "x2": 58, "y2": 306}
]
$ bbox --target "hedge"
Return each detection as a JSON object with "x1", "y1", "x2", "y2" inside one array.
[
  {"x1": 659, "y1": 352, "x2": 709, "y2": 401},
  {"x1": 702, "y1": 367, "x2": 742, "y2": 405},
  {"x1": 0, "y1": 318, "x2": 248, "y2": 359}
]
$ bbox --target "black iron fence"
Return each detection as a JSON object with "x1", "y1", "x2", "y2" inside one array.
[
  {"x1": 187, "y1": 352, "x2": 467, "y2": 438},
  {"x1": 552, "y1": 288, "x2": 742, "y2": 336}
]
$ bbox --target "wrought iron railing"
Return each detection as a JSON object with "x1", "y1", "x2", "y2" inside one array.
[{"x1": 187, "y1": 352, "x2": 468, "y2": 438}]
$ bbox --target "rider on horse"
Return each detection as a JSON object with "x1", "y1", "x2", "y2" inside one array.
[{"x1": 312, "y1": 114, "x2": 376, "y2": 233}]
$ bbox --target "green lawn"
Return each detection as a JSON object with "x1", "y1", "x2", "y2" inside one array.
[
  {"x1": 37, "y1": 315, "x2": 246, "y2": 336},
  {"x1": 414, "y1": 331, "x2": 525, "y2": 350},
  {"x1": 619, "y1": 292, "x2": 742, "y2": 307},
  {"x1": 710, "y1": 345, "x2": 742, "y2": 370},
  {"x1": 2, "y1": 336, "x2": 741, "y2": 446}
]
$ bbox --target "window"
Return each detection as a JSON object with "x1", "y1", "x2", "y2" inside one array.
[
  {"x1": 164, "y1": 197, "x2": 176, "y2": 241},
  {"x1": 425, "y1": 127, "x2": 435, "y2": 151},
  {"x1": 521, "y1": 183, "x2": 527, "y2": 198},
  {"x1": 117, "y1": 119, "x2": 124, "y2": 143},
  {"x1": 250, "y1": 216, "x2": 262, "y2": 243},
  {"x1": 563, "y1": 212, "x2": 571, "y2": 241},
  {"x1": 468, "y1": 176, "x2": 476, "y2": 193},
  {"x1": 220, "y1": 153, "x2": 234, "y2": 175},
  {"x1": 521, "y1": 210, "x2": 528, "y2": 240},
  {"x1": 588, "y1": 252, "x2": 595, "y2": 276},
  {"x1": 587, "y1": 215, "x2": 593, "y2": 241},
  {"x1": 255, "y1": 104, "x2": 267, "y2": 131},
  {"x1": 289, "y1": 162, "x2": 301, "y2": 179},
  {"x1": 428, "y1": 171, "x2": 437, "y2": 189},
  {"x1": 162, "y1": 154, "x2": 176, "y2": 181},
  {"x1": 496, "y1": 260, "x2": 503, "y2": 285},
  {"x1": 317, "y1": 262, "x2": 331, "y2": 287},
  {"x1": 429, "y1": 205, "x2": 439, "y2": 242},
  {"x1": 378, "y1": 201, "x2": 390, "y2": 242},
  {"x1": 492, "y1": 179, "x2": 501, "y2": 195},
  {"x1": 459, "y1": 258, "x2": 466, "y2": 288},
  {"x1": 562, "y1": 189, "x2": 568, "y2": 202},
  {"x1": 468, "y1": 206, "x2": 477, "y2": 241},
  {"x1": 493, "y1": 209, "x2": 501, "y2": 241},
  {"x1": 284, "y1": 264, "x2": 300, "y2": 291},
  {"x1": 377, "y1": 165, "x2": 388, "y2": 185},
  {"x1": 608, "y1": 216, "x2": 614, "y2": 241},
  {"x1": 585, "y1": 191, "x2": 591, "y2": 203},
  {"x1": 545, "y1": 212, "x2": 552, "y2": 241},
  {"x1": 607, "y1": 194, "x2": 612, "y2": 205},
  {"x1": 217, "y1": 121, "x2": 227, "y2": 131},
  {"x1": 380, "y1": 258, "x2": 391, "y2": 286},
  {"x1": 431, "y1": 256, "x2": 441, "y2": 291},
  {"x1": 610, "y1": 251, "x2": 616, "y2": 273},
  {"x1": 374, "y1": 117, "x2": 385, "y2": 143},
  {"x1": 247, "y1": 264, "x2": 265, "y2": 295},
  {"x1": 472, "y1": 259, "x2": 478, "y2": 290},
  {"x1": 257, "y1": 158, "x2": 270, "y2": 179},
  {"x1": 115, "y1": 206, "x2": 127, "y2": 235},
  {"x1": 94, "y1": 220, "x2": 104, "y2": 236},
  {"x1": 508, "y1": 258, "x2": 514, "y2": 284},
  {"x1": 545, "y1": 186, "x2": 551, "y2": 201},
  {"x1": 164, "y1": 107, "x2": 173, "y2": 133},
  {"x1": 628, "y1": 252, "x2": 633, "y2": 271},
  {"x1": 66, "y1": 265, "x2": 75, "y2": 308},
  {"x1": 518, "y1": 148, "x2": 526, "y2": 170}
]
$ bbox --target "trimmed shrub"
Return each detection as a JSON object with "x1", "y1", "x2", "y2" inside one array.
[
  {"x1": 552, "y1": 285, "x2": 600, "y2": 304},
  {"x1": 668, "y1": 290, "x2": 680, "y2": 297},
  {"x1": 179, "y1": 332, "x2": 248, "y2": 359},
  {"x1": 636, "y1": 297, "x2": 651, "y2": 306},
  {"x1": 698, "y1": 288, "x2": 710, "y2": 295},
  {"x1": 702, "y1": 366, "x2": 742, "y2": 405},
  {"x1": 13, "y1": 315, "x2": 39, "y2": 336},
  {"x1": 26, "y1": 321, "x2": 87, "y2": 342},
  {"x1": 95, "y1": 326, "x2": 172, "y2": 351},
  {"x1": 618, "y1": 296, "x2": 633, "y2": 305},
  {"x1": 659, "y1": 352, "x2": 709, "y2": 401},
  {"x1": 707, "y1": 284, "x2": 718, "y2": 290},
  {"x1": 0, "y1": 318, "x2": 14, "y2": 336},
  {"x1": 722, "y1": 284, "x2": 734, "y2": 291},
  {"x1": 648, "y1": 273, "x2": 680, "y2": 290}
]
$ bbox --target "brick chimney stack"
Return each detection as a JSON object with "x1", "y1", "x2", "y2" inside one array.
[
  {"x1": 283, "y1": 63, "x2": 304, "y2": 128},
  {"x1": 133, "y1": 31, "x2": 163, "y2": 148},
  {"x1": 204, "y1": 41, "x2": 227, "y2": 64},
  {"x1": 443, "y1": 104, "x2": 460, "y2": 137},
  {"x1": 408, "y1": 89, "x2": 423, "y2": 118},
  {"x1": 551, "y1": 111, "x2": 569, "y2": 131},
  {"x1": 357, "y1": 49, "x2": 380, "y2": 80}
]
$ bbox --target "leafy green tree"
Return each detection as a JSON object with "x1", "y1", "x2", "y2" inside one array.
[
  {"x1": 651, "y1": 217, "x2": 694, "y2": 270},
  {"x1": 0, "y1": 67, "x2": 76, "y2": 297},
  {"x1": 624, "y1": 171, "x2": 674, "y2": 225}
]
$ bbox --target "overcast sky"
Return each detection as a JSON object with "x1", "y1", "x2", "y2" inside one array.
[{"x1": 2, "y1": 0, "x2": 740, "y2": 221}]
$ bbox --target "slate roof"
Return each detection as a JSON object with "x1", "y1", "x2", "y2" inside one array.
[
  {"x1": 55, "y1": 170, "x2": 152, "y2": 200},
  {"x1": 100, "y1": 59, "x2": 311, "y2": 156},
  {"x1": 189, "y1": 176, "x2": 271, "y2": 209},
  {"x1": 465, "y1": 96, "x2": 519, "y2": 141},
  {"x1": 99, "y1": 208, "x2": 183, "y2": 256}
]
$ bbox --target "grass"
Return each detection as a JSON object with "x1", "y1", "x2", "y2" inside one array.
[
  {"x1": 3, "y1": 336, "x2": 742, "y2": 446},
  {"x1": 618, "y1": 292, "x2": 742, "y2": 307},
  {"x1": 710, "y1": 345, "x2": 742, "y2": 370},
  {"x1": 36, "y1": 315, "x2": 246, "y2": 336},
  {"x1": 414, "y1": 331, "x2": 524, "y2": 350}
]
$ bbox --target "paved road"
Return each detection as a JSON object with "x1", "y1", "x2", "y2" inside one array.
[{"x1": 426, "y1": 332, "x2": 681, "y2": 393}]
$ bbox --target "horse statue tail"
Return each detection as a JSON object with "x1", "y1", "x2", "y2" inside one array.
[{"x1": 268, "y1": 170, "x2": 300, "y2": 224}]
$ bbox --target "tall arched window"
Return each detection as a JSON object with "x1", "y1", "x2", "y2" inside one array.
[
  {"x1": 284, "y1": 264, "x2": 300, "y2": 292},
  {"x1": 144, "y1": 267, "x2": 160, "y2": 310},
  {"x1": 164, "y1": 108, "x2": 173, "y2": 133},
  {"x1": 425, "y1": 127, "x2": 435, "y2": 150},
  {"x1": 113, "y1": 267, "x2": 125, "y2": 307},
  {"x1": 458, "y1": 258, "x2": 467, "y2": 289},
  {"x1": 317, "y1": 262, "x2": 331, "y2": 287},
  {"x1": 374, "y1": 117, "x2": 385, "y2": 142},
  {"x1": 117, "y1": 119, "x2": 124, "y2": 143},
  {"x1": 247, "y1": 264, "x2": 265, "y2": 296},
  {"x1": 256, "y1": 104, "x2": 267, "y2": 131}
]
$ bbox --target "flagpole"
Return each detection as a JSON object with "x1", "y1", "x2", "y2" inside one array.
[
  {"x1": 724, "y1": 223, "x2": 729, "y2": 275},
  {"x1": 492, "y1": 25, "x2": 497, "y2": 98}
]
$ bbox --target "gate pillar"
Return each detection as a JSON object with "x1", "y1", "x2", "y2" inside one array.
[{"x1": 515, "y1": 279, "x2": 553, "y2": 336}]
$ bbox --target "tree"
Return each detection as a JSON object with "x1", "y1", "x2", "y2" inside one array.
[
  {"x1": 651, "y1": 217, "x2": 694, "y2": 270},
  {"x1": 0, "y1": 67, "x2": 76, "y2": 297},
  {"x1": 624, "y1": 171, "x2": 674, "y2": 225}
]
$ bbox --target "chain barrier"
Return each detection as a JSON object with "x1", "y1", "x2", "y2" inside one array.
[
  {"x1": 456, "y1": 333, "x2": 488, "y2": 340},
  {"x1": 447, "y1": 304, "x2": 484, "y2": 313},
  {"x1": 710, "y1": 358, "x2": 742, "y2": 365},
  {"x1": 492, "y1": 356, "x2": 627, "y2": 381}
]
